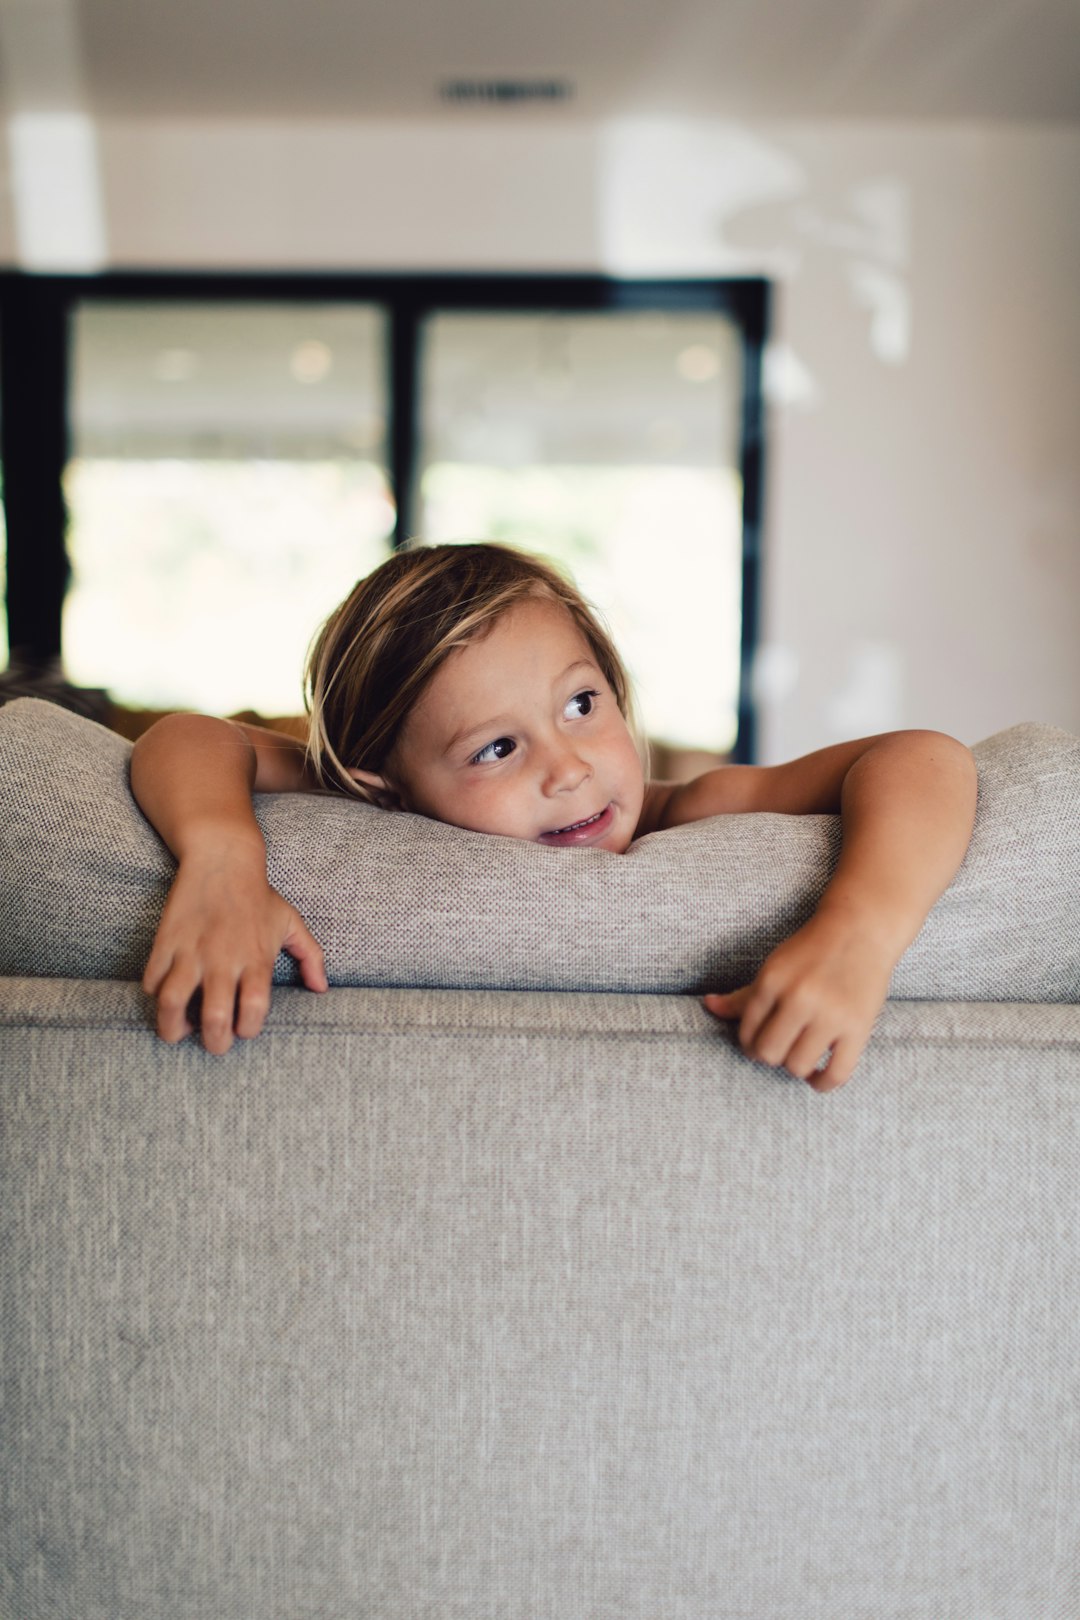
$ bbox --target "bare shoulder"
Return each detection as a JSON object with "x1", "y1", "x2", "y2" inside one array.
[
  {"x1": 636, "y1": 767, "x2": 766, "y2": 835},
  {"x1": 635, "y1": 780, "x2": 677, "y2": 837},
  {"x1": 237, "y1": 722, "x2": 318, "y2": 793},
  {"x1": 656, "y1": 766, "x2": 775, "y2": 830}
]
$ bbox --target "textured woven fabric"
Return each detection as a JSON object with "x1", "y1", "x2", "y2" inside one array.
[
  {"x1": 2, "y1": 979, "x2": 1079, "y2": 1620},
  {"x1": 2, "y1": 696, "x2": 1078, "y2": 999}
]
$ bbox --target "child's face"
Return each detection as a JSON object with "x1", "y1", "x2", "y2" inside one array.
[{"x1": 382, "y1": 598, "x2": 645, "y2": 853}]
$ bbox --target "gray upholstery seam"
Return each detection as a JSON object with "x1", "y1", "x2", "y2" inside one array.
[{"x1": 3, "y1": 1019, "x2": 1080, "y2": 1053}]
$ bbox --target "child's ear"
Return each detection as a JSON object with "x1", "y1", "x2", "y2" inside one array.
[{"x1": 346, "y1": 768, "x2": 408, "y2": 813}]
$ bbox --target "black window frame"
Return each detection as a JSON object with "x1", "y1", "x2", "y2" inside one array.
[{"x1": 0, "y1": 270, "x2": 769, "y2": 761}]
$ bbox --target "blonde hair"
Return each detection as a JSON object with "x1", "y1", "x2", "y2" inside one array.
[{"x1": 304, "y1": 541, "x2": 638, "y2": 801}]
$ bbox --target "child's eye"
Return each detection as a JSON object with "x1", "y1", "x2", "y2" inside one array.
[
  {"x1": 565, "y1": 689, "x2": 599, "y2": 719},
  {"x1": 471, "y1": 737, "x2": 515, "y2": 765}
]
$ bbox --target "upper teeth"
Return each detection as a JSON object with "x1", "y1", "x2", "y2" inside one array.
[{"x1": 554, "y1": 809, "x2": 602, "y2": 834}]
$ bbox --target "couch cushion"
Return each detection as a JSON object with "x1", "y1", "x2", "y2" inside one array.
[{"x1": 1, "y1": 697, "x2": 1078, "y2": 999}]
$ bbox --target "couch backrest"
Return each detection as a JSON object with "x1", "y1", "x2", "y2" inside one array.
[{"x1": 2, "y1": 978, "x2": 1079, "y2": 1619}]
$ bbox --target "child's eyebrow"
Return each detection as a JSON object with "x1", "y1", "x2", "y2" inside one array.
[
  {"x1": 555, "y1": 658, "x2": 598, "y2": 688},
  {"x1": 442, "y1": 658, "x2": 599, "y2": 757}
]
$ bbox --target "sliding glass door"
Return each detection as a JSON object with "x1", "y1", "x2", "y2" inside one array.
[
  {"x1": 417, "y1": 307, "x2": 745, "y2": 763},
  {"x1": 65, "y1": 301, "x2": 393, "y2": 714},
  {"x1": 0, "y1": 273, "x2": 766, "y2": 759}
]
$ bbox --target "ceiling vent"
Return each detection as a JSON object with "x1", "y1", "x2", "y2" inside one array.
[{"x1": 440, "y1": 79, "x2": 573, "y2": 106}]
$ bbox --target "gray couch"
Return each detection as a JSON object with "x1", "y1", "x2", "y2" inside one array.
[{"x1": 2, "y1": 697, "x2": 1079, "y2": 1619}]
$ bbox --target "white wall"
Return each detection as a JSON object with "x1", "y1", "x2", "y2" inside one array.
[{"x1": 5, "y1": 114, "x2": 1078, "y2": 756}]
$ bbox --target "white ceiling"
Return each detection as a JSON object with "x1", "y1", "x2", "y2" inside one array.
[{"x1": 2, "y1": 0, "x2": 1079, "y2": 123}]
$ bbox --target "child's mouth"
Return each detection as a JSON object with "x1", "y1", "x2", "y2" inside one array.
[{"x1": 537, "y1": 804, "x2": 615, "y2": 847}]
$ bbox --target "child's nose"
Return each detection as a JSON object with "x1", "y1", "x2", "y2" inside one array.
[{"x1": 542, "y1": 741, "x2": 590, "y2": 795}]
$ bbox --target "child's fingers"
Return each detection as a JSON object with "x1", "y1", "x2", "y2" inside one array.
[
  {"x1": 141, "y1": 940, "x2": 174, "y2": 998},
  {"x1": 744, "y1": 1000, "x2": 814, "y2": 1070},
  {"x1": 153, "y1": 961, "x2": 198, "y2": 1044},
  {"x1": 704, "y1": 984, "x2": 784, "y2": 1060},
  {"x1": 702, "y1": 988, "x2": 752, "y2": 1020},
  {"x1": 806, "y1": 1034, "x2": 863, "y2": 1094},
  {"x1": 235, "y1": 970, "x2": 272, "y2": 1041},
  {"x1": 711, "y1": 984, "x2": 831, "y2": 1077},
  {"x1": 283, "y1": 911, "x2": 328, "y2": 992},
  {"x1": 198, "y1": 971, "x2": 241, "y2": 1055},
  {"x1": 783, "y1": 1021, "x2": 838, "y2": 1082}
]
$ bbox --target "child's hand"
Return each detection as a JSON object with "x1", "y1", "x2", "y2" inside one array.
[
  {"x1": 703, "y1": 913, "x2": 895, "y2": 1092},
  {"x1": 142, "y1": 848, "x2": 327, "y2": 1055}
]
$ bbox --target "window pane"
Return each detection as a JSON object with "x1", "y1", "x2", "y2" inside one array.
[
  {"x1": 64, "y1": 302, "x2": 393, "y2": 714},
  {"x1": 417, "y1": 310, "x2": 744, "y2": 757}
]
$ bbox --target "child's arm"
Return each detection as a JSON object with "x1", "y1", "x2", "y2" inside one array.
[
  {"x1": 129, "y1": 713, "x2": 327, "y2": 1054},
  {"x1": 652, "y1": 731, "x2": 978, "y2": 1092}
]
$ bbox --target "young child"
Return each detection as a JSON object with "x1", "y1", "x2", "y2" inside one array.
[{"x1": 130, "y1": 541, "x2": 978, "y2": 1091}]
